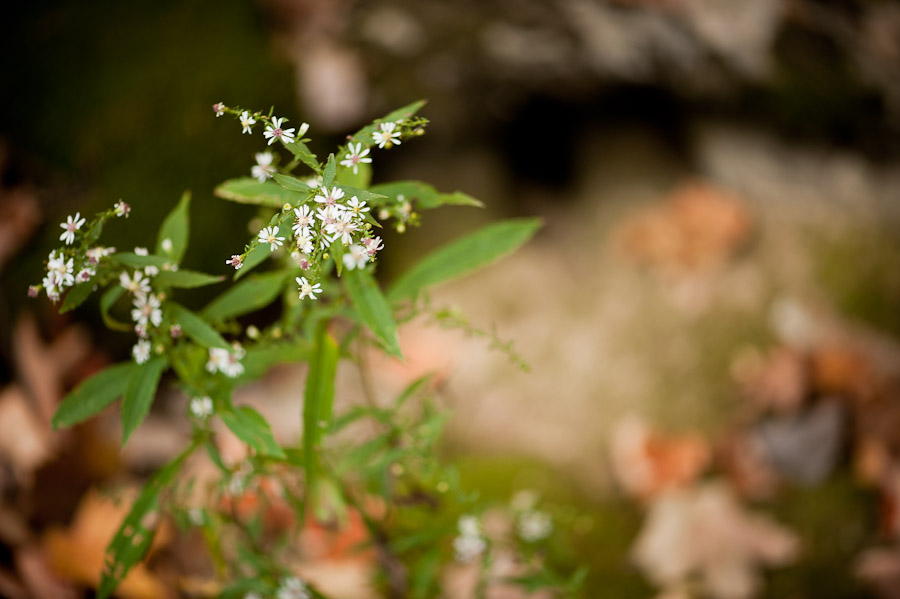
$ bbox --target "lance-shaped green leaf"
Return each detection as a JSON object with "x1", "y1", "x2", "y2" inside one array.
[
  {"x1": 168, "y1": 303, "x2": 229, "y2": 349},
  {"x1": 285, "y1": 140, "x2": 321, "y2": 174},
  {"x1": 220, "y1": 404, "x2": 285, "y2": 458},
  {"x1": 215, "y1": 178, "x2": 306, "y2": 208},
  {"x1": 349, "y1": 100, "x2": 427, "y2": 144},
  {"x1": 330, "y1": 239, "x2": 344, "y2": 277},
  {"x1": 323, "y1": 153, "x2": 337, "y2": 188},
  {"x1": 234, "y1": 341, "x2": 309, "y2": 383},
  {"x1": 156, "y1": 191, "x2": 190, "y2": 263},
  {"x1": 273, "y1": 172, "x2": 312, "y2": 194},
  {"x1": 388, "y1": 218, "x2": 541, "y2": 302},
  {"x1": 52, "y1": 362, "x2": 136, "y2": 429},
  {"x1": 303, "y1": 322, "x2": 339, "y2": 489},
  {"x1": 201, "y1": 271, "x2": 288, "y2": 322},
  {"x1": 120, "y1": 356, "x2": 168, "y2": 445},
  {"x1": 100, "y1": 285, "x2": 131, "y2": 332},
  {"x1": 334, "y1": 184, "x2": 388, "y2": 205},
  {"x1": 344, "y1": 268, "x2": 402, "y2": 358},
  {"x1": 60, "y1": 282, "x2": 95, "y2": 314},
  {"x1": 98, "y1": 444, "x2": 192, "y2": 599},
  {"x1": 154, "y1": 269, "x2": 224, "y2": 289},
  {"x1": 369, "y1": 180, "x2": 483, "y2": 210},
  {"x1": 111, "y1": 252, "x2": 170, "y2": 269}
]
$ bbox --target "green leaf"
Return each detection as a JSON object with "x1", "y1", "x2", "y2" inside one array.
[
  {"x1": 98, "y1": 445, "x2": 192, "y2": 599},
  {"x1": 369, "y1": 180, "x2": 483, "y2": 209},
  {"x1": 303, "y1": 322, "x2": 339, "y2": 491},
  {"x1": 284, "y1": 140, "x2": 321, "y2": 174},
  {"x1": 201, "y1": 271, "x2": 288, "y2": 322},
  {"x1": 60, "y1": 282, "x2": 95, "y2": 314},
  {"x1": 344, "y1": 268, "x2": 402, "y2": 358},
  {"x1": 323, "y1": 153, "x2": 337, "y2": 188},
  {"x1": 273, "y1": 172, "x2": 311, "y2": 194},
  {"x1": 52, "y1": 363, "x2": 136, "y2": 429},
  {"x1": 156, "y1": 191, "x2": 190, "y2": 263},
  {"x1": 154, "y1": 269, "x2": 224, "y2": 289},
  {"x1": 330, "y1": 239, "x2": 344, "y2": 277},
  {"x1": 220, "y1": 405, "x2": 285, "y2": 458},
  {"x1": 214, "y1": 178, "x2": 306, "y2": 208},
  {"x1": 111, "y1": 252, "x2": 170, "y2": 268},
  {"x1": 100, "y1": 285, "x2": 131, "y2": 332},
  {"x1": 388, "y1": 218, "x2": 541, "y2": 301},
  {"x1": 169, "y1": 303, "x2": 229, "y2": 349},
  {"x1": 234, "y1": 341, "x2": 308, "y2": 383},
  {"x1": 335, "y1": 161, "x2": 372, "y2": 190},
  {"x1": 120, "y1": 356, "x2": 168, "y2": 445},
  {"x1": 334, "y1": 184, "x2": 388, "y2": 205}
]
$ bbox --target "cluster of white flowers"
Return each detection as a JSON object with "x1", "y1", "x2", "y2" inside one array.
[
  {"x1": 206, "y1": 343, "x2": 245, "y2": 378},
  {"x1": 452, "y1": 515, "x2": 487, "y2": 563},
  {"x1": 510, "y1": 490, "x2": 553, "y2": 543}
]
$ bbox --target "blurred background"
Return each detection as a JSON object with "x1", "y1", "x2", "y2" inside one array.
[{"x1": 2, "y1": 0, "x2": 900, "y2": 597}]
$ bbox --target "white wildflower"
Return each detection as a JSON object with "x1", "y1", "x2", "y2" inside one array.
[
  {"x1": 47, "y1": 251, "x2": 75, "y2": 288},
  {"x1": 346, "y1": 195, "x2": 369, "y2": 217},
  {"x1": 252, "y1": 151, "x2": 275, "y2": 182},
  {"x1": 189, "y1": 396, "x2": 214, "y2": 419},
  {"x1": 212, "y1": 102, "x2": 225, "y2": 117},
  {"x1": 119, "y1": 270, "x2": 151, "y2": 297},
  {"x1": 132, "y1": 339, "x2": 151, "y2": 364},
  {"x1": 362, "y1": 236, "x2": 384, "y2": 257},
  {"x1": 131, "y1": 293, "x2": 163, "y2": 327},
  {"x1": 59, "y1": 212, "x2": 86, "y2": 245},
  {"x1": 517, "y1": 510, "x2": 553, "y2": 542},
  {"x1": 239, "y1": 110, "x2": 256, "y2": 134},
  {"x1": 295, "y1": 233, "x2": 314, "y2": 255},
  {"x1": 343, "y1": 244, "x2": 369, "y2": 270},
  {"x1": 458, "y1": 515, "x2": 481, "y2": 538},
  {"x1": 325, "y1": 211, "x2": 358, "y2": 246},
  {"x1": 296, "y1": 276, "x2": 322, "y2": 301},
  {"x1": 340, "y1": 142, "x2": 372, "y2": 174},
  {"x1": 226, "y1": 254, "x2": 243, "y2": 270},
  {"x1": 263, "y1": 116, "x2": 296, "y2": 145},
  {"x1": 292, "y1": 205, "x2": 314, "y2": 236},
  {"x1": 75, "y1": 268, "x2": 95, "y2": 284},
  {"x1": 206, "y1": 344, "x2": 245, "y2": 378},
  {"x1": 144, "y1": 265, "x2": 159, "y2": 277},
  {"x1": 134, "y1": 247, "x2": 148, "y2": 256},
  {"x1": 372, "y1": 122, "x2": 402, "y2": 148},
  {"x1": 314, "y1": 186, "x2": 345, "y2": 209},
  {"x1": 114, "y1": 200, "x2": 130, "y2": 217},
  {"x1": 258, "y1": 226, "x2": 285, "y2": 252},
  {"x1": 453, "y1": 515, "x2": 486, "y2": 562}
]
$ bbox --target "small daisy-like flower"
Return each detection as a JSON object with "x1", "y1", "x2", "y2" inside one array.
[
  {"x1": 144, "y1": 265, "x2": 159, "y2": 277},
  {"x1": 227, "y1": 254, "x2": 243, "y2": 270},
  {"x1": 59, "y1": 212, "x2": 86, "y2": 245},
  {"x1": 314, "y1": 186, "x2": 345, "y2": 208},
  {"x1": 325, "y1": 211, "x2": 358, "y2": 246},
  {"x1": 114, "y1": 200, "x2": 130, "y2": 217},
  {"x1": 251, "y1": 151, "x2": 275, "y2": 182},
  {"x1": 132, "y1": 339, "x2": 151, "y2": 364},
  {"x1": 119, "y1": 270, "x2": 151, "y2": 297},
  {"x1": 345, "y1": 196, "x2": 369, "y2": 217},
  {"x1": 295, "y1": 233, "x2": 314, "y2": 255},
  {"x1": 161, "y1": 238, "x2": 173, "y2": 253},
  {"x1": 134, "y1": 247, "x2": 148, "y2": 256},
  {"x1": 292, "y1": 205, "x2": 314, "y2": 235},
  {"x1": 189, "y1": 396, "x2": 214, "y2": 419},
  {"x1": 48, "y1": 251, "x2": 75, "y2": 287},
  {"x1": 453, "y1": 515, "x2": 486, "y2": 562},
  {"x1": 212, "y1": 102, "x2": 225, "y2": 117},
  {"x1": 239, "y1": 111, "x2": 256, "y2": 134},
  {"x1": 340, "y1": 142, "x2": 372, "y2": 174},
  {"x1": 263, "y1": 116, "x2": 296, "y2": 146},
  {"x1": 372, "y1": 122, "x2": 402, "y2": 149},
  {"x1": 315, "y1": 205, "x2": 339, "y2": 226},
  {"x1": 296, "y1": 276, "x2": 322, "y2": 301},
  {"x1": 131, "y1": 293, "x2": 163, "y2": 327},
  {"x1": 343, "y1": 245, "x2": 369, "y2": 270},
  {"x1": 76, "y1": 268, "x2": 95, "y2": 284},
  {"x1": 258, "y1": 226, "x2": 285, "y2": 252},
  {"x1": 42, "y1": 272, "x2": 60, "y2": 299},
  {"x1": 276, "y1": 577, "x2": 310, "y2": 599},
  {"x1": 362, "y1": 235, "x2": 384, "y2": 257}
]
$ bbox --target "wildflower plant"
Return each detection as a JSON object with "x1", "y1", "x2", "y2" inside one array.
[{"x1": 33, "y1": 101, "x2": 584, "y2": 597}]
